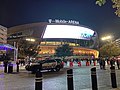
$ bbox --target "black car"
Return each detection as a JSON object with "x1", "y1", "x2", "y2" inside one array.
[{"x1": 25, "y1": 59, "x2": 63, "y2": 73}]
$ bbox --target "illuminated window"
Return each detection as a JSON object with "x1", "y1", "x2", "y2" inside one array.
[{"x1": 41, "y1": 42, "x2": 46, "y2": 45}]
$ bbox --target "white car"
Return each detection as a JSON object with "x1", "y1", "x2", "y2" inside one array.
[{"x1": 25, "y1": 59, "x2": 63, "y2": 73}]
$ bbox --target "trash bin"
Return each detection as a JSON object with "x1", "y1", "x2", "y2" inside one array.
[{"x1": 8, "y1": 64, "x2": 13, "y2": 73}]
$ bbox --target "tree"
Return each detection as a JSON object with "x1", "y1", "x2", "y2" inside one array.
[
  {"x1": 55, "y1": 44, "x2": 73, "y2": 59},
  {"x1": 99, "y1": 42, "x2": 120, "y2": 57},
  {"x1": 18, "y1": 40, "x2": 40, "y2": 58},
  {"x1": 96, "y1": 0, "x2": 120, "y2": 17},
  {"x1": 96, "y1": 0, "x2": 106, "y2": 6}
]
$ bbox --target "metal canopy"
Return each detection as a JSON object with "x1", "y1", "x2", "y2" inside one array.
[{"x1": 0, "y1": 44, "x2": 16, "y2": 50}]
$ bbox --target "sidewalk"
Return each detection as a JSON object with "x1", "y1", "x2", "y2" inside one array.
[
  {"x1": 1, "y1": 61, "x2": 120, "y2": 90},
  {"x1": 0, "y1": 63, "x2": 25, "y2": 74},
  {"x1": 81, "y1": 88, "x2": 120, "y2": 90}
]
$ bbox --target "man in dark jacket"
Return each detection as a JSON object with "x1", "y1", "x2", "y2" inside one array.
[
  {"x1": 110, "y1": 58, "x2": 115, "y2": 67},
  {"x1": 99, "y1": 57, "x2": 103, "y2": 69},
  {"x1": 116, "y1": 58, "x2": 120, "y2": 69},
  {"x1": 102, "y1": 59, "x2": 106, "y2": 70},
  {"x1": 2, "y1": 54, "x2": 8, "y2": 73}
]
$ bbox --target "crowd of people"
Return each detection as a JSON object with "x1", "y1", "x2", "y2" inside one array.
[
  {"x1": 1, "y1": 53, "x2": 120, "y2": 71},
  {"x1": 98, "y1": 57, "x2": 120, "y2": 70},
  {"x1": 62, "y1": 57, "x2": 120, "y2": 70}
]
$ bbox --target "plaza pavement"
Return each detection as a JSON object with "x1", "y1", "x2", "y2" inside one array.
[{"x1": 0, "y1": 61, "x2": 120, "y2": 90}]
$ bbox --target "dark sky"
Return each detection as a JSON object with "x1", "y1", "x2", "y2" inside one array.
[{"x1": 0, "y1": 0, "x2": 120, "y2": 39}]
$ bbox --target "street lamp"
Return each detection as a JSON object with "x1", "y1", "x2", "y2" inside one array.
[
  {"x1": 101, "y1": 35, "x2": 113, "y2": 41},
  {"x1": 25, "y1": 38, "x2": 35, "y2": 42}
]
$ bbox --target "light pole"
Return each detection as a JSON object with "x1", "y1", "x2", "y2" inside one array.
[{"x1": 14, "y1": 42, "x2": 18, "y2": 61}]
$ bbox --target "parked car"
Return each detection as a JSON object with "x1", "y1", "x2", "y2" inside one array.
[{"x1": 25, "y1": 59, "x2": 63, "y2": 73}]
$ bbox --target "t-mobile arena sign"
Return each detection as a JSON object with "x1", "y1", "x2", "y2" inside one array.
[{"x1": 48, "y1": 19, "x2": 80, "y2": 25}]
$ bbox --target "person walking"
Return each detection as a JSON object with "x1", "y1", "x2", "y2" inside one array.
[
  {"x1": 116, "y1": 58, "x2": 120, "y2": 69},
  {"x1": 2, "y1": 54, "x2": 8, "y2": 73},
  {"x1": 110, "y1": 58, "x2": 115, "y2": 67},
  {"x1": 99, "y1": 57, "x2": 103, "y2": 69},
  {"x1": 102, "y1": 59, "x2": 106, "y2": 70}
]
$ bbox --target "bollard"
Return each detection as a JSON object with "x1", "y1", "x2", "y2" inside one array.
[
  {"x1": 86, "y1": 61, "x2": 90, "y2": 66},
  {"x1": 70, "y1": 61, "x2": 73, "y2": 67},
  {"x1": 78, "y1": 61, "x2": 81, "y2": 67},
  {"x1": 35, "y1": 70, "x2": 42, "y2": 90},
  {"x1": 88, "y1": 61, "x2": 90, "y2": 66},
  {"x1": 62, "y1": 61, "x2": 64, "y2": 66},
  {"x1": 67, "y1": 69, "x2": 74, "y2": 90},
  {"x1": 91, "y1": 67, "x2": 98, "y2": 90},
  {"x1": 110, "y1": 66, "x2": 117, "y2": 88},
  {"x1": 93, "y1": 61, "x2": 96, "y2": 66}
]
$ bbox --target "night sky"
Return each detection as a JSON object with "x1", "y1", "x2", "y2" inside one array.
[{"x1": 0, "y1": 0, "x2": 120, "y2": 39}]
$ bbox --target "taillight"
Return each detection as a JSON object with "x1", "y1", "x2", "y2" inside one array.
[{"x1": 53, "y1": 62, "x2": 56, "y2": 65}]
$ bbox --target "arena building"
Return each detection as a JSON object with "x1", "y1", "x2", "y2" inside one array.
[{"x1": 7, "y1": 21, "x2": 99, "y2": 58}]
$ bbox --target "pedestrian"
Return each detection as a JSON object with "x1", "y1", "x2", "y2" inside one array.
[
  {"x1": 16, "y1": 60, "x2": 20, "y2": 66},
  {"x1": 16, "y1": 60, "x2": 20, "y2": 72},
  {"x1": 2, "y1": 54, "x2": 8, "y2": 73},
  {"x1": 110, "y1": 58, "x2": 115, "y2": 67},
  {"x1": 107, "y1": 59, "x2": 110, "y2": 65},
  {"x1": 89, "y1": 59, "x2": 92, "y2": 65},
  {"x1": 102, "y1": 59, "x2": 106, "y2": 70},
  {"x1": 116, "y1": 59, "x2": 120, "y2": 69},
  {"x1": 99, "y1": 58, "x2": 103, "y2": 69}
]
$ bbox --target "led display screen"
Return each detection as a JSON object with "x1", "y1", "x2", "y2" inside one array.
[{"x1": 43, "y1": 25, "x2": 94, "y2": 40}]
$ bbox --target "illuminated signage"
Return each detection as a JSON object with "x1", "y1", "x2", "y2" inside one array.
[
  {"x1": 48, "y1": 19, "x2": 80, "y2": 25},
  {"x1": 43, "y1": 25, "x2": 94, "y2": 40}
]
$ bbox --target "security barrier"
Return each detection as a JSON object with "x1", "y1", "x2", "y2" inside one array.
[
  {"x1": 78, "y1": 61, "x2": 81, "y2": 67},
  {"x1": 67, "y1": 69, "x2": 74, "y2": 90},
  {"x1": 35, "y1": 70, "x2": 42, "y2": 90},
  {"x1": 110, "y1": 66, "x2": 117, "y2": 88},
  {"x1": 91, "y1": 67, "x2": 98, "y2": 90}
]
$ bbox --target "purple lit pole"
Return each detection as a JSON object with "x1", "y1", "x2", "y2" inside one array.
[
  {"x1": 14, "y1": 42, "x2": 16, "y2": 61},
  {"x1": 14, "y1": 42, "x2": 18, "y2": 61},
  {"x1": 14, "y1": 42, "x2": 19, "y2": 72}
]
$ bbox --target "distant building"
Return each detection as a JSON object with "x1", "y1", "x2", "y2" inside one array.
[
  {"x1": 115, "y1": 38, "x2": 120, "y2": 47},
  {"x1": 0, "y1": 25, "x2": 7, "y2": 44},
  {"x1": 0, "y1": 25, "x2": 7, "y2": 55},
  {"x1": 0, "y1": 25, "x2": 15, "y2": 56}
]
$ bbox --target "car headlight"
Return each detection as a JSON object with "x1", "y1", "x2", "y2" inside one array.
[{"x1": 30, "y1": 63, "x2": 32, "y2": 66}]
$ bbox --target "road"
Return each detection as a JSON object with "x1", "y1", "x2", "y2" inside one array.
[{"x1": 0, "y1": 63, "x2": 120, "y2": 90}]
